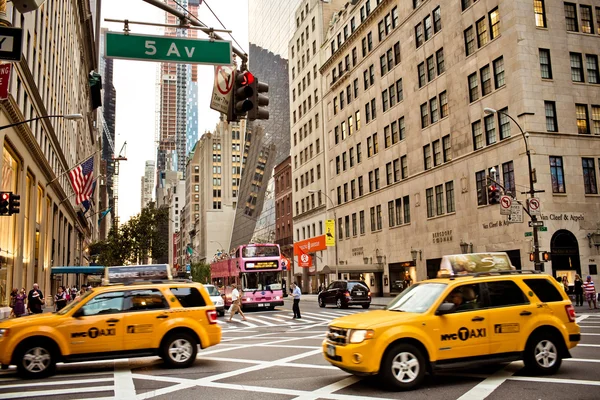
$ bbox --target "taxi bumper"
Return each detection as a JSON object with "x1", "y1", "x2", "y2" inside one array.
[
  {"x1": 322, "y1": 339, "x2": 380, "y2": 375},
  {"x1": 204, "y1": 325, "x2": 222, "y2": 348}
]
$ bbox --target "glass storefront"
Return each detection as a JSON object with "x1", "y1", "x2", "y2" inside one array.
[
  {"x1": 389, "y1": 262, "x2": 416, "y2": 294},
  {"x1": 0, "y1": 146, "x2": 18, "y2": 306}
]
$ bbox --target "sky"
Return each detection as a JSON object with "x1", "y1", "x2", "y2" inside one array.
[{"x1": 101, "y1": 0, "x2": 249, "y2": 223}]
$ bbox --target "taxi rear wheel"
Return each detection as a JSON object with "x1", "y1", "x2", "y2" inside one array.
[
  {"x1": 380, "y1": 343, "x2": 426, "y2": 391},
  {"x1": 161, "y1": 333, "x2": 198, "y2": 368},
  {"x1": 16, "y1": 341, "x2": 57, "y2": 379},
  {"x1": 524, "y1": 333, "x2": 562, "y2": 375}
]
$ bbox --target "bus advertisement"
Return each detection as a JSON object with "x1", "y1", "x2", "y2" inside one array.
[{"x1": 210, "y1": 243, "x2": 285, "y2": 310}]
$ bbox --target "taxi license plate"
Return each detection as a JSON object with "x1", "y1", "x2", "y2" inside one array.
[
  {"x1": 258, "y1": 303, "x2": 271, "y2": 307},
  {"x1": 327, "y1": 344, "x2": 336, "y2": 358}
]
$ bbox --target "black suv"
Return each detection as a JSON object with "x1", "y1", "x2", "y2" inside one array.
[{"x1": 318, "y1": 280, "x2": 371, "y2": 309}]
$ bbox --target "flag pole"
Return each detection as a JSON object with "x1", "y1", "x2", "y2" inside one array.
[{"x1": 45, "y1": 150, "x2": 100, "y2": 189}]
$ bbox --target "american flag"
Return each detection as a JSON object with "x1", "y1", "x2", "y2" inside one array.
[{"x1": 69, "y1": 158, "x2": 94, "y2": 205}]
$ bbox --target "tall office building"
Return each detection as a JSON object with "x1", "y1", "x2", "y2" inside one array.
[
  {"x1": 157, "y1": 0, "x2": 200, "y2": 176},
  {"x1": 141, "y1": 160, "x2": 156, "y2": 209},
  {"x1": 319, "y1": 0, "x2": 600, "y2": 296},
  {"x1": 230, "y1": 0, "x2": 303, "y2": 248}
]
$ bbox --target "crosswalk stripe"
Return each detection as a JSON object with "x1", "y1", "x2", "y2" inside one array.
[
  {"x1": 273, "y1": 314, "x2": 322, "y2": 324},
  {"x1": 259, "y1": 315, "x2": 298, "y2": 324},
  {"x1": 301, "y1": 312, "x2": 341, "y2": 321},
  {"x1": 244, "y1": 316, "x2": 276, "y2": 326}
]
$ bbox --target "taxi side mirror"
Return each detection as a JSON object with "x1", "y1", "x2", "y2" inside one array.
[
  {"x1": 73, "y1": 308, "x2": 84, "y2": 318},
  {"x1": 436, "y1": 302, "x2": 456, "y2": 316}
]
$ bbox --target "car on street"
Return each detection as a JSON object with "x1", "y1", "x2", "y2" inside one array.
[
  {"x1": 322, "y1": 271, "x2": 580, "y2": 391},
  {"x1": 0, "y1": 280, "x2": 221, "y2": 379},
  {"x1": 204, "y1": 284, "x2": 225, "y2": 316},
  {"x1": 318, "y1": 280, "x2": 371, "y2": 309}
]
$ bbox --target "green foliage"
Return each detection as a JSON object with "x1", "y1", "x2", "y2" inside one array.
[
  {"x1": 89, "y1": 202, "x2": 169, "y2": 266},
  {"x1": 191, "y1": 262, "x2": 211, "y2": 284}
]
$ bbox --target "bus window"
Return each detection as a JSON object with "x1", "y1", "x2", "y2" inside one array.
[{"x1": 242, "y1": 245, "x2": 280, "y2": 258}]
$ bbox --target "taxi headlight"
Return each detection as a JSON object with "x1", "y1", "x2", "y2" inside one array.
[
  {"x1": 0, "y1": 329, "x2": 8, "y2": 338},
  {"x1": 348, "y1": 329, "x2": 374, "y2": 344}
]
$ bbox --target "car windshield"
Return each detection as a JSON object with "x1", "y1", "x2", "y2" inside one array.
[
  {"x1": 386, "y1": 283, "x2": 447, "y2": 313},
  {"x1": 57, "y1": 290, "x2": 94, "y2": 315},
  {"x1": 205, "y1": 286, "x2": 221, "y2": 296},
  {"x1": 241, "y1": 271, "x2": 282, "y2": 291},
  {"x1": 242, "y1": 245, "x2": 280, "y2": 258}
]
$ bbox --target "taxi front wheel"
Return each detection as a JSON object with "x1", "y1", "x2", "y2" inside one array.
[
  {"x1": 523, "y1": 333, "x2": 562, "y2": 375},
  {"x1": 380, "y1": 343, "x2": 426, "y2": 391},
  {"x1": 16, "y1": 341, "x2": 57, "y2": 379},
  {"x1": 161, "y1": 333, "x2": 198, "y2": 368}
]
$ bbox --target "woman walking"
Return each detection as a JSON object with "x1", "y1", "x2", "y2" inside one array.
[
  {"x1": 583, "y1": 276, "x2": 598, "y2": 310},
  {"x1": 574, "y1": 274, "x2": 584, "y2": 306},
  {"x1": 228, "y1": 284, "x2": 247, "y2": 322},
  {"x1": 13, "y1": 289, "x2": 26, "y2": 317},
  {"x1": 54, "y1": 286, "x2": 67, "y2": 311}
]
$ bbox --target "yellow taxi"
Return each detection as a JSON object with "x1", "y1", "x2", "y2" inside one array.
[
  {"x1": 323, "y1": 270, "x2": 580, "y2": 390},
  {"x1": 0, "y1": 280, "x2": 221, "y2": 378}
]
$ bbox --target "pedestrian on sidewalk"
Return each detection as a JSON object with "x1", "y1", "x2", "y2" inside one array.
[
  {"x1": 583, "y1": 276, "x2": 598, "y2": 310},
  {"x1": 27, "y1": 283, "x2": 44, "y2": 315},
  {"x1": 228, "y1": 284, "x2": 247, "y2": 322},
  {"x1": 574, "y1": 274, "x2": 584, "y2": 306},
  {"x1": 291, "y1": 283, "x2": 302, "y2": 319},
  {"x1": 13, "y1": 289, "x2": 26, "y2": 317},
  {"x1": 54, "y1": 286, "x2": 67, "y2": 312}
]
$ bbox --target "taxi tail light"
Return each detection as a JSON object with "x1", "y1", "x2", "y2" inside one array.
[
  {"x1": 565, "y1": 304, "x2": 576, "y2": 322},
  {"x1": 206, "y1": 310, "x2": 218, "y2": 324}
]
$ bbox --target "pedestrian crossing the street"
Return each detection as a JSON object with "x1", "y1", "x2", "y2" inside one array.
[{"x1": 217, "y1": 308, "x2": 367, "y2": 331}]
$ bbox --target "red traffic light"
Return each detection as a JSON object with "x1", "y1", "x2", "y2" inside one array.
[
  {"x1": 1, "y1": 192, "x2": 9, "y2": 201},
  {"x1": 240, "y1": 71, "x2": 254, "y2": 86}
]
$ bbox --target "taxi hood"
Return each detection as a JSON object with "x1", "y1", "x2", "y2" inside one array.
[
  {"x1": 0, "y1": 313, "x2": 62, "y2": 329},
  {"x1": 328, "y1": 309, "x2": 421, "y2": 330}
]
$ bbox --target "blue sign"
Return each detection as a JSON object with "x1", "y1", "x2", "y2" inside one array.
[{"x1": 186, "y1": 264, "x2": 191, "y2": 272}]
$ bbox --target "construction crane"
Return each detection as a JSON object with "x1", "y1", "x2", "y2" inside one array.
[{"x1": 112, "y1": 141, "x2": 127, "y2": 229}]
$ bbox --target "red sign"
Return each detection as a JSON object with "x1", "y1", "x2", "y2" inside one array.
[
  {"x1": 298, "y1": 253, "x2": 313, "y2": 268},
  {"x1": 0, "y1": 64, "x2": 11, "y2": 101},
  {"x1": 294, "y1": 235, "x2": 327, "y2": 254}
]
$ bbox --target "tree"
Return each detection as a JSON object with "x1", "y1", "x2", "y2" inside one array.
[{"x1": 191, "y1": 262, "x2": 211, "y2": 284}]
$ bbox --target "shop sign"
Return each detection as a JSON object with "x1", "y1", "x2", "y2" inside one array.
[
  {"x1": 432, "y1": 230, "x2": 453, "y2": 244},
  {"x1": 540, "y1": 213, "x2": 584, "y2": 222},
  {"x1": 352, "y1": 247, "x2": 364, "y2": 256}
]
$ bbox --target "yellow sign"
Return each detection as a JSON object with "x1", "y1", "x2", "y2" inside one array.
[{"x1": 325, "y1": 219, "x2": 335, "y2": 246}]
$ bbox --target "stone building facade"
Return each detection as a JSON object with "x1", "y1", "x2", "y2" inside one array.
[{"x1": 319, "y1": 0, "x2": 600, "y2": 296}]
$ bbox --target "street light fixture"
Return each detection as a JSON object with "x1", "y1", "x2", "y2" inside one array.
[
  {"x1": 308, "y1": 189, "x2": 339, "y2": 278},
  {"x1": 0, "y1": 113, "x2": 84, "y2": 131},
  {"x1": 484, "y1": 107, "x2": 542, "y2": 270},
  {"x1": 460, "y1": 240, "x2": 469, "y2": 254}
]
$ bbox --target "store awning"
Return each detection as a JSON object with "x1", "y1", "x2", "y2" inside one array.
[
  {"x1": 325, "y1": 264, "x2": 384, "y2": 274},
  {"x1": 51, "y1": 266, "x2": 105, "y2": 275}
]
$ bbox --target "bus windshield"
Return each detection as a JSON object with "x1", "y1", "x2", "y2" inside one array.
[
  {"x1": 242, "y1": 245, "x2": 280, "y2": 258},
  {"x1": 241, "y1": 271, "x2": 282, "y2": 292}
]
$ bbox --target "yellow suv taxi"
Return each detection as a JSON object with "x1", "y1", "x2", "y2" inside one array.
[
  {"x1": 323, "y1": 271, "x2": 580, "y2": 390},
  {"x1": 0, "y1": 281, "x2": 221, "y2": 378}
]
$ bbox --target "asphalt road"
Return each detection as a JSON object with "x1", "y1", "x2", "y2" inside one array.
[{"x1": 0, "y1": 301, "x2": 599, "y2": 399}]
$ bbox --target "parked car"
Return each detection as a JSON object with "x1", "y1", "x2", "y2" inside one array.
[
  {"x1": 318, "y1": 280, "x2": 371, "y2": 309},
  {"x1": 204, "y1": 284, "x2": 225, "y2": 316}
]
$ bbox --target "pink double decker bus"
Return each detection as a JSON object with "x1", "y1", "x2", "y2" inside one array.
[{"x1": 210, "y1": 243, "x2": 285, "y2": 310}]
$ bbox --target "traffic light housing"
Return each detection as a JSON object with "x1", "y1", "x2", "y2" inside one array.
[
  {"x1": 529, "y1": 252, "x2": 535, "y2": 262},
  {"x1": 542, "y1": 251, "x2": 551, "y2": 262},
  {"x1": 0, "y1": 192, "x2": 9, "y2": 215},
  {"x1": 477, "y1": 187, "x2": 486, "y2": 205},
  {"x1": 9, "y1": 193, "x2": 20, "y2": 215},
  {"x1": 488, "y1": 184, "x2": 500, "y2": 204},
  {"x1": 227, "y1": 70, "x2": 255, "y2": 122},
  {"x1": 248, "y1": 79, "x2": 269, "y2": 120}
]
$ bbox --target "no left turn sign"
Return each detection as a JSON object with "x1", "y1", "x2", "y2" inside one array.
[
  {"x1": 528, "y1": 198, "x2": 541, "y2": 215},
  {"x1": 500, "y1": 195, "x2": 512, "y2": 215}
]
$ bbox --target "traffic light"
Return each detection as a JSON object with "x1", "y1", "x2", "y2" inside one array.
[
  {"x1": 488, "y1": 184, "x2": 500, "y2": 204},
  {"x1": 248, "y1": 78, "x2": 269, "y2": 120},
  {"x1": 228, "y1": 70, "x2": 255, "y2": 122},
  {"x1": 0, "y1": 192, "x2": 9, "y2": 216},
  {"x1": 542, "y1": 251, "x2": 551, "y2": 262},
  {"x1": 529, "y1": 252, "x2": 535, "y2": 262},
  {"x1": 477, "y1": 187, "x2": 486, "y2": 205},
  {"x1": 8, "y1": 193, "x2": 20, "y2": 215}
]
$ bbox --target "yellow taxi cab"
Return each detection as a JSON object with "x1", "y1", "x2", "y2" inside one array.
[
  {"x1": 323, "y1": 257, "x2": 580, "y2": 391},
  {"x1": 0, "y1": 277, "x2": 221, "y2": 379}
]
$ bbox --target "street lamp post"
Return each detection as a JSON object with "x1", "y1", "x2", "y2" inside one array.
[
  {"x1": 484, "y1": 108, "x2": 542, "y2": 270},
  {"x1": 308, "y1": 189, "x2": 338, "y2": 279},
  {"x1": 0, "y1": 114, "x2": 84, "y2": 131}
]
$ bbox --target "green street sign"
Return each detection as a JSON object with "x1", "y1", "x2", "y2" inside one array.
[
  {"x1": 105, "y1": 32, "x2": 232, "y2": 65},
  {"x1": 539, "y1": 226, "x2": 548, "y2": 232},
  {"x1": 524, "y1": 232, "x2": 533, "y2": 237}
]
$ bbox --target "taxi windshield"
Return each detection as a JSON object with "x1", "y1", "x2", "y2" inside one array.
[
  {"x1": 386, "y1": 283, "x2": 447, "y2": 313},
  {"x1": 57, "y1": 290, "x2": 94, "y2": 315}
]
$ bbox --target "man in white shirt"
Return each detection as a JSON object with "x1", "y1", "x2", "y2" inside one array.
[
  {"x1": 291, "y1": 283, "x2": 302, "y2": 319},
  {"x1": 228, "y1": 284, "x2": 247, "y2": 321}
]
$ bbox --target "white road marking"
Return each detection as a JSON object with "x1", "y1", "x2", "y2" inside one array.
[
  {"x1": 113, "y1": 362, "x2": 136, "y2": 399},
  {"x1": 581, "y1": 333, "x2": 600, "y2": 336},
  {"x1": 291, "y1": 376, "x2": 362, "y2": 400},
  {"x1": 0, "y1": 385, "x2": 114, "y2": 399},
  {"x1": 565, "y1": 358, "x2": 600, "y2": 363},
  {"x1": 244, "y1": 316, "x2": 276, "y2": 326},
  {"x1": 507, "y1": 376, "x2": 600, "y2": 386},
  {"x1": 575, "y1": 343, "x2": 600, "y2": 347},
  {"x1": 577, "y1": 315, "x2": 590, "y2": 323},
  {"x1": 456, "y1": 361, "x2": 522, "y2": 400},
  {"x1": 0, "y1": 377, "x2": 112, "y2": 389}
]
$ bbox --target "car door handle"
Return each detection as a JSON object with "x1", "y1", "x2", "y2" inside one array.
[
  {"x1": 520, "y1": 311, "x2": 532, "y2": 316},
  {"x1": 106, "y1": 319, "x2": 120, "y2": 323},
  {"x1": 156, "y1": 315, "x2": 169, "y2": 319},
  {"x1": 471, "y1": 316, "x2": 485, "y2": 322}
]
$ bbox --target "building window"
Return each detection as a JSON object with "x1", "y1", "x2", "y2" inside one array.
[
  {"x1": 489, "y1": 8, "x2": 500, "y2": 39},
  {"x1": 498, "y1": 108, "x2": 511, "y2": 139},
  {"x1": 464, "y1": 26, "x2": 475, "y2": 56},
  {"x1": 430, "y1": 97, "x2": 439, "y2": 123},
  {"x1": 592, "y1": 105, "x2": 600, "y2": 134},
  {"x1": 401, "y1": 155, "x2": 408, "y2": 179},
  {"x1": 427, "y1": 55, "x2": 435, "y2": 81},
  {"x1": 476, "y1": 170, "x2": 488, "y2": 205},
  {"x1": 423, "y1": 144, "x2": 432, "y2": 170},
  {"x1": 435, "y1": 184, "x2": 444, "y2": 216},
  {"x1": 582, "y1": 158, "x2": 598, "y2": 194},
  {"x1": 446, "y1": 181, "x2": 455, "y2": 213},
  {"x1": 415, "y1": 23, "x2": 424, "y2": 47},
  {"x1": 370, "y1": 207, "x2": 376, "y2": 232},
  {"x1": 468, "y1": 73, "x2": 479, "y2": 102},
  {"x1": 426, "y1": 188, "x2": 434, "y2": 218},
  {"x1": 420, "y1": 103, "x2": 429, "y2": 128},
  {"x1": 418, "y1": 63, "x2": 426, "y2": 88},
  {"x1": 476, "y1": 17, "x2": 488, "y2": 48},
  {"x1": 403, "y1": 195, "x2": 411, "y2": 223},
  {"x1": 442, "y1": 135, "x2": 451, "y2": 162},
  {"x1": 439, "y1": 91, "x2": 448, "y2": 118},
  {"x1": 484, "y1": 114, "x2": 496, "y2": 145},
  {"x1": 358, "y1": 176, "x2": 364, "y2": 196},
  {"x1": 545, "y1": 101, "x2": 558, "y2": 132},
  {"x1": 352, "y1": 213, "x2": 357, "y2": 236},
  {"x1": 502, "y1": 161, "x2": 515, "y2": 195},
  {"x1": 436, "y1": 48, "x2": 445, "y2": 74},
  {"x1": 472, "y1": 120, "x2": 483, "y2": 150},
  {"x1": 570, "y1": 52, "x2": 584, "y2": 82},
  {"x1": 550, "y1": 156, "x2": 566, "y2": 193},
  {"x1": 338, "y1": 218, "x2": 343, "y2": 240},
  {"x1": 587, "y1": 55, "x2": 599, "y2": 84},
  {"x1": 376, "y1": 205, "x2": 382, "y2": 230},
  {"x1": 481, "y1": 65, "x2": 493, "y2": 96},
  {"x1": 493, "y1": 57, "x2": 505, "y2": 88},
  {"x1": 539, "y1": 49, "x2": 552, "y2": 79},
  {"x1": 359, "y1": 210, "x2": 365, "y2": 234},
  {"x1": 564, "y1": 3, "x2": 578, "y2": 32},
  {"x1": 580, "y1": 5, "x2": 593, "y2": 34},
  {"x1": 534, "y1": 0, "x2": 547, "y2": 28},
  {"x1": 433, "y1": 6, "x2": 441, "y2": 32},
  {"x1": 576, "y1": 104, "x2": 590, "y2": 134},
  {"x1": 433, "y1": 140, "x2": 441, "y2": 166}
]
